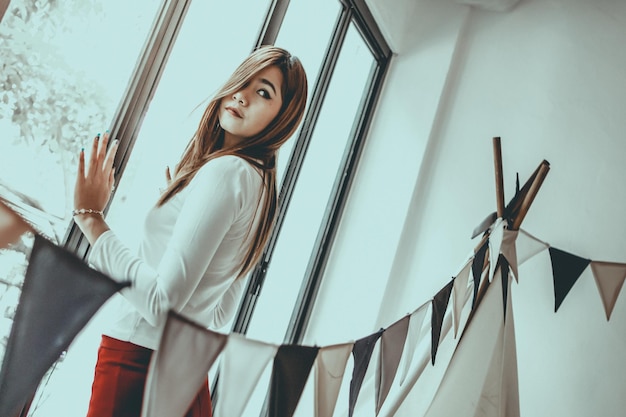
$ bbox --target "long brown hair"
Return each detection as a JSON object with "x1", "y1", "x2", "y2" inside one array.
[{"x1": 157, "y1": 46, "x2": 308, "y2": 278}]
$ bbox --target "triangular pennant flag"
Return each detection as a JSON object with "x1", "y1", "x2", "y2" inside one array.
[
  {"x1": 349, "y1": 329, "x2": 384, "y2": 417},
  {"x1": 460, "y1": 266, "x2": 490, "y2": 342},
  {"x1": 0, "y1": 199, "x2": 32, "y2": 248},
  {"x1": 500, "y1": 255, "x2": 510, "y2": 321},
  {"x1": 215, "y1": 333, "x2": 278, "y2": 417},
  {"x1": 398, "y1": 303, "x2": 428, "y2": 385},
  {"x1": 314, "y1": 342, "x2": 353, "y2": 417},
  {"x1": 425, "y1": 266, "x2": 520, "y2": 417},
  {"x1": 501, "y1": 229, "x2": 520, "y2": 282},
  {"x1": 376, "y1": 315, "x2": 410, "y2": 414},
  {"x1": 471, "y1": 211, "x2": 497, "y2": 239},
  {"x1": 501, "y1": 273, "x2": 521, "y2": 417},
  {"x1": 452, "y1": 261, "x2": 472, "y2": 338},
  {"x1": 0, "y1": 235, "x2": 128, "y2": 417},
  {"x1": 549, "y1": 247, "x2": 591, "y2": 312},
  {"x1": 472, "y1": 241, "x2": 489, "y2": 308},
  {"x1": 142, "y1": 312, "x2": 227, "y2": 417},
  {"x1": 269, "y1": 344, "x2": 319, "y2": 417},
  {"x1": 517, "y1": 228, "x2": 548, "y2": 265},
  {"x1": 488, "y1": 218, "x2": 505, "y2": 283},
  {"x1": 590, "y1": 261, "x2": 626, "y2": 320},
  {"x1": 431, "y1": 280, "x2": 454, "y2": 365}
]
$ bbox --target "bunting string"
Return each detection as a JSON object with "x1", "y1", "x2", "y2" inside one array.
[{"x1": 1, "y1": 218, "x2": 624, "y2": 417}]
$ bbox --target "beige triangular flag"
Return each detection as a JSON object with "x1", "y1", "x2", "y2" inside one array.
[
  {"x1": 398, "y1": 303, "x2": 428, "y2": 386},
  {"x1": 315, "y1": 342, "x2": 353, "y2": 417},
  {"x1": 488, "y1": 218, "x2": 505, "y2": 283},
  {"x1": 214, "y1": 333, "x2": 278, "y2": 417},
  {"x1": 142, "y1": 313, "x2": 227, "y2": 417},
  {"x1": 501, "y1": 230, "x2": 519, "y2": 282},
  {"x1": 453, "y1": 260, "x2": 472, "y2": 338},
  {"x1": 516, "y1": 228, "x2": 548, "y2": 265},
  {"x1": 590, "y1": 261, "x2": 626, "y2": 320}
]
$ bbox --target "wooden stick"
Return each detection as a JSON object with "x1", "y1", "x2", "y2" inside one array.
[
  {"x1": 511, "y1": 160, "x2": 550, "y2": 230},
  {"x1": 493, "y1": 137, "x2": 505, "y2": 218}
]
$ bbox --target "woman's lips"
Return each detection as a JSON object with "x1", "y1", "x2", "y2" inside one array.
[{"x1": 226, "y1": 106, "x2": 242, "y2": 118}]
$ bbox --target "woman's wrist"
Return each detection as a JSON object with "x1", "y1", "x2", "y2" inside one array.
[{"x1": 72, "y1": 210, "x2": 110, "y2": 245}]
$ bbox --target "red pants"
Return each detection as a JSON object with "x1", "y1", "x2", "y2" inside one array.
[{"x1": 86, "y1": 336, "x2": 212, "y2": 417}]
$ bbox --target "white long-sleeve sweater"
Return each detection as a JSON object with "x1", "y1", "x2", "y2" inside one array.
[{"x1": 88, "y1": 155, "x2": 263, "y2": 350}]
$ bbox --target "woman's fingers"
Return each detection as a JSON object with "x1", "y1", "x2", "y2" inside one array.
[
  {"x1": 103, "y1": 137, "x2": 118, "y2": 175},
  {"x1": 87, "y1": 134, "x2": 100, "y2": 176},
  {"x1": 77, "y1": 147, "x2": 85, "y2": 179}
]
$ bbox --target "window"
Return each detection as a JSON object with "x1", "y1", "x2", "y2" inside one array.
[
  {"x1": 22, "y1": 1, "x2": 270, "y2": 415},
  {"x1": 0, "y1": 1, "x2": 162, "y2": 414},
  {"x1": 0, "y1": 0, "x2": 162, "y2": 241},
  {"x1": 0, "y1": 0, "x2": 391, "y2": 416}
]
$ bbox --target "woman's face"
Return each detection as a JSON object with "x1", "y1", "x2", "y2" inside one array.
[{"x1": 219, "y1": 65, "x2": 284, "y2": 146}]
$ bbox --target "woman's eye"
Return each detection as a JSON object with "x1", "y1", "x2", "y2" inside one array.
[{"x1": 257, "y1": 89, "x2": 270, "y2": 99}]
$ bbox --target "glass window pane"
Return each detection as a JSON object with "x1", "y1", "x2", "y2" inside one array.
[
  {"x1": 0, "y1": 0, "x2": 162, "y2": 242},
  {"x1": 26, "y1": 1, "x2": 270, "y2": 416},
  {"x1": 105, "y1": 0, "x2": 270, "y2": 251},
  {"x1": 240, "y1": 22, "x2": 376, "y2": 417},
  {"x1": 273, "y1": 0, "x2": 339, "y2": 185}
]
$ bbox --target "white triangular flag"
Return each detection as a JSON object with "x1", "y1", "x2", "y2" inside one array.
[
  {"x1": 517, "y1": 228, "x2": 548, "y2": 265},
  {"x1": 501, "y1": 229, "x2": 520, "y2": 281},
  {"x1": 488, "y1": 218, "x2": 505, "y2": 282},
  {"x1": 452, "y1": 260, "x2": 472, "y2": 338},
  {"x1": 398, "y1": 303, "x2": 428, "y2": 385},
  {"x1": 214, "y1": 333, "x2": 278, "y2": 417}
]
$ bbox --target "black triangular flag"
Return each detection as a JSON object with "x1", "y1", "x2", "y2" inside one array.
[
  {"x1": 549, "y1": 247, "x2": 590, "y2": 312},
  {"x1": 269, "y1": 344, "x2": 319, "y2": 417},
  {"x1": 349, "y1": 329, "x2": 384, "y2": 417},
  {"x1": 431, "y1": 280, "x2": 454, "y2": 365},
  {"x1": 472, "y1": 240, "x2": 489, "y2": 308},
  {"x1": 500, "y1": 255, "x2": 510, "y2": 321},
  {"x1": 0, "y1": 235, "x2": 129, "y2": 417}
]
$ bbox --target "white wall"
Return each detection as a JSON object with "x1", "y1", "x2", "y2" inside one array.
[{"x1": 306, "y1": 0, "x2": 626, "y2": 416}]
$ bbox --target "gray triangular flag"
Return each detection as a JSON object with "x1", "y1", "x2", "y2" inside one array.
[
  {"x1": 142, "y1": 312, "x2": 227, "y2": 417},
  {"x1": 590, "y1": 261, "x2": 626, "y2": 320}
]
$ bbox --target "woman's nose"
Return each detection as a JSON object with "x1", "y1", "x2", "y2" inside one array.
[{"x1": 233, "y1": 91, "x2": 247, "y2": 106}]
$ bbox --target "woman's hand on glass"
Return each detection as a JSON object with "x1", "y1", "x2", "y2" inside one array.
[
  {"x1": 74, "y1": 132, "x2": 119, "y2": 213},
  {"x1": 72, "y1": 132, "x2": 119, "y2": 244}
]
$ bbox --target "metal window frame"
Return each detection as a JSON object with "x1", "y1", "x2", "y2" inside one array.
[
  {"x1": 64, "y1": 0, "x2": 193, "y2": 256},
  {"x1": 231, "y1": 0, "x2": 392, "y2": 346}
]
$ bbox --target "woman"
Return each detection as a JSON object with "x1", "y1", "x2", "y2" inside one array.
[{"x1": 73, "y1": 46, "x2": 307, "y2": 417}]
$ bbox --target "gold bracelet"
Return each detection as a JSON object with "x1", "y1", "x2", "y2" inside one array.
[{"x1": 72, "y1": 208, "x2": 104, "y2": 217}]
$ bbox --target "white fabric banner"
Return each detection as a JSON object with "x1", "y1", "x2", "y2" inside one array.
[
  {"x1": 501, "y1": 230, "x2": 520, "y2": 281},
  {"x1": 214, "y1": 333, "x2": 278, "y2": 417},
  {"x1": 452, "y1": 260, "x2": 472, "y2": 338},
  {"x1": 398, "y1": 303, "x2": 429, "y2": 386}
]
